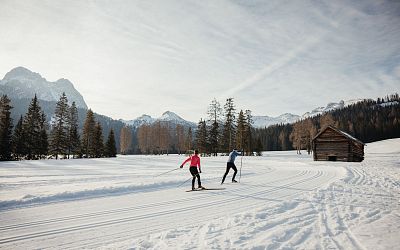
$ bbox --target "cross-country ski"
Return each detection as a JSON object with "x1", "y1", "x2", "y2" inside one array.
[{"x1": 186, "y1": 187, "x2": 226, "y2": 192}]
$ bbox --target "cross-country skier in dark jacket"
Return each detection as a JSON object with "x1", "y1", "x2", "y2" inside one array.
[
  {"x1": 180, "y1": 150, "x2": 204, "y2": 190},
  {"x1": 221, "y1": 149, "x2": 242, "y2": 184}
]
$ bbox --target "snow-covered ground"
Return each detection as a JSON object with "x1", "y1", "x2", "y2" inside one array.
[{"x1": 0, "y1": 139, "x2": 399, "y2": 249}]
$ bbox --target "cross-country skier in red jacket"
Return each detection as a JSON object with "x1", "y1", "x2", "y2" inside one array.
[{"x1": 180, "y1": 150, "x2": 204, "y2": 191}]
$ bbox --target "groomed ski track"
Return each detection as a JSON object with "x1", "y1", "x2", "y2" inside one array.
[{"x1": 0, "y1": 153, "x2": 344, "y2": 249}]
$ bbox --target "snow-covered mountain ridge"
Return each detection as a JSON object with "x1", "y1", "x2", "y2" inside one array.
[
  {"x1": 252, "y1": 99, "x2": 365, "y2": 128},
  {"x1": 252, "y1": 113, "x2": 301, "y2": 128},
  {"x1": 0, "y1": 67, "x2": 87, "y2": 109},
  {"x1": 121, "y1": 111, "x2": 196, "y2": 128},
  {"x1": 301, "y1": 99, "x2": 365, "y2": 119}
]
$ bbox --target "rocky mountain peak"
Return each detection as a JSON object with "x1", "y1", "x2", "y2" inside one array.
[{"x1": 3, "y1": 66, "x2": 43, "y2": 82}]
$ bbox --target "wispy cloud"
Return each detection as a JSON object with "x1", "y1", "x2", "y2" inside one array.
[
  {"x1": 0, "y1": 0, "x2": 399, "y2": 120},
  {"x1": 220, "y1": 35, "x2": 325, "y2": 99}
]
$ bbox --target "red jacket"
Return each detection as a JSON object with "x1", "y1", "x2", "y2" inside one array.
[{"x1": 181, "y1": 155, "x2": 201, "y2": 169}]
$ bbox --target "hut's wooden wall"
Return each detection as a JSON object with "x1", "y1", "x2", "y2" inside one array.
[
  {"x1": 313, "y1": 127, "x2": 364, "y2": 162},
  {"x1": 314, "y1": 141, "x2": 349, "y2": 161},
  {"x1": 349, "y1": 142, "x2": 364, "y2": 162}
]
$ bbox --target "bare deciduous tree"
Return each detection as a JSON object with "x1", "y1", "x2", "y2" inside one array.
[{"x1": 120, "y1": 126, "x2": 132, "y2": 155}]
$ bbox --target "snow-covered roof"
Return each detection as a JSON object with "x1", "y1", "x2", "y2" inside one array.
[{"x1": 312, "y1": 125, "x2": 365, "y2": 145}]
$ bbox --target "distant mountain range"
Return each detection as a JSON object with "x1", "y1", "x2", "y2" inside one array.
[
  {"x1": 121, "y1": 111, "x2": 197, "y2": 129},
  {"x1": 1, "y1": 66, "x2": 365, "y2": 130},
  {"x1": 301, "y1": 99, "x2": 365, "y2": 119},
  {"x1": 251, "y1": 99, "x2": 364, "y2": 128},
  {"x1": 252, "y1": 113, "x2": 301, "y2": 128}
]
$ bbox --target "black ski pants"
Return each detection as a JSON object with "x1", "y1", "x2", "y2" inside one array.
[
  {"x1": 221, "y1": 162, "x2": 237, "y2": 183},
  {"x1": 189, "y1": 166, "x2": 201, "y2": 189}
]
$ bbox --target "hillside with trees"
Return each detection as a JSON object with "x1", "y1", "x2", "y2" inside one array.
[
  {"x1": 254, "y1": 94, "x2": 400, "y2": 152},
  {"x1": 0, "y1": 93, "x2": 117, "y2": 161}
]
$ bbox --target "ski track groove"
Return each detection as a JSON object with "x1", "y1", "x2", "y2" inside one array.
[
  {"x1": 331, "y1": 173, "x2": 367, "y2": 250},
  {"x1": 312, "y1": 166, "x2": 371, "y2": 250}
]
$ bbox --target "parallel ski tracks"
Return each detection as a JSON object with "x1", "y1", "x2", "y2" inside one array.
[
  {"x1": 0, "y1": 168, "x2": 281, "y2": 232},
  {"x1": 0, "y1": 167, "x2": 338, "y2": 248}
]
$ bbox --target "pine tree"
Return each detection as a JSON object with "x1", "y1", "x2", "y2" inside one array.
[
  {"x1": 67, "y1": 102, "x2": 80, "y2": 158},
  {"x1": 81, "y1": 109, "x2": 96, "y2": 158},
  {"x1": 195, "y1": 119, "x2": 207, "y2": 155},
  {"x1": 38, "y1": 112, "x2": 49, "y2": 159},
  {"x1": 93, "y1": 122, "x2": 104, "y2": 158},
  {"x1": 207, "y1": 98, "x2": 222, "y2": 156},
  {"x1": 208, "y1": 120, "x2": 219, "y2": 156},
  {"x1": 222, "y1": 98, "x2": 236, "y2": 152},
  {"x1": 49, "y1": 93, "x2": 69, "y2": 159},
  {"x1": 12, "y1": 115, "x2": 25, "y2": 160},
  {"x1": 105, "y1": 129, "x2": 117, "y2": 157},
  {"x1": 244, "y1": 109, "x2": 254, "y2": 155},
  {"x1": 235, "y1": 110, "x2": 246, "y2": 151},
  {"x1": 0, "y1": 95, "x2": 13, "y2": 161},
  {"x1": 23, "y1": 95, "x2": 47, "y2": 160},
  {"x1": 221, "y1": 98, "x2": 236, "y2": 152}
]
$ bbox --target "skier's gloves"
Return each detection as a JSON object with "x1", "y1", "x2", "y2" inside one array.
[
  {"x1": 199, "y1": 169, "x2": 202, "y2": 173},
  {"x1": 180, "y1": 165, "x2": 183, "y2": 168}
]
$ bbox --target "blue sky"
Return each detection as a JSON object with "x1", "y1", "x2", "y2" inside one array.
[{"x1": 0, "y1": 0, "x2": 399, "y2": 121}]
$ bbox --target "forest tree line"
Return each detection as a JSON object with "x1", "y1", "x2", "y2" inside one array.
[
  {"x1": 89, "y1": 93, "x2": 400, "y2": 156},
  {"x1": 133, "y1": 98, "x2": 263, "y2": 156},
  {"x1": 0, "y1": 93, "x2": 117, "y2": 161},
  {"x1": 254, "y1": 93, "x2": 400, "y2": 152},
  {"x1": 5, "y1": 92, "x2": 398, "y2": 161}
]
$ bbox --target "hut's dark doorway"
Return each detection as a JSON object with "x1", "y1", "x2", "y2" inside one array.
[{"x1": 328, "y1": 156, "x2": 337, "y2": 161}]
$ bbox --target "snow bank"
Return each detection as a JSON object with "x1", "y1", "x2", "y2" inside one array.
[{"x1": 365, "y1": 138, "x2": 400, "y2": 155}]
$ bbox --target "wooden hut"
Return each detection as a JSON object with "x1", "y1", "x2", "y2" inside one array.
[{"x1": 312, "y1": 126, "x2": 364, "y2": 162}]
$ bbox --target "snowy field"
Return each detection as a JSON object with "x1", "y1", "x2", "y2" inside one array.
[{"x1": 0, "y1": 139, "x2": 399, "y2": 249}]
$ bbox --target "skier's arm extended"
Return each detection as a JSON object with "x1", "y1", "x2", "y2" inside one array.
[{"x1": 180, "y1": 156, "x2": 191, "y2": 168}]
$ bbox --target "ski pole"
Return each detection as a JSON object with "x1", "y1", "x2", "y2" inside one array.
[
  {"x1": 177, "y1": 177, "x2": 192, "y2": 187},
  {"x1": 239, "y1": 153, "x2": 243, "y2": 183},
  {"x1": 154, "y1": 167, "x2": 180, "y2": 177}
]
